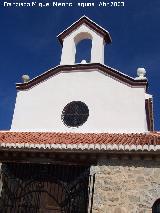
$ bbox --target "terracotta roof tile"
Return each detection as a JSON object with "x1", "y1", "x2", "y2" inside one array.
[{"x1": 0, "y1": 132, "x2": 160, "y2": 147}]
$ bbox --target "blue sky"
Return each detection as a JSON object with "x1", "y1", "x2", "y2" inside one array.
[{"x1": 0, "y1": 0, "x2": 160, "y2": 130}]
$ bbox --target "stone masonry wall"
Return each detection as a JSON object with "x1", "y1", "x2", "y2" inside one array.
[{"x1": 90, "y1": 156, "x2": 160, "y2": 213}]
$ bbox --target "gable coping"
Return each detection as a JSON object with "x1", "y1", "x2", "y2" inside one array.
[
  {"x1": 16, "y1": 63, "x2": 148, "y2": 91},
  {"x1": 57, "y1": 16, "x2": 112, "y2": 45}
]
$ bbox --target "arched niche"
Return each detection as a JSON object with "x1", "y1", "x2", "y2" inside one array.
[{"x1": 74, "y1": 32, "x2": 92, "y2": 63}]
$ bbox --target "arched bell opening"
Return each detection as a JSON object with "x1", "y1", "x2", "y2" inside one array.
[{"x1": 74, "y1": 32, "x2": 92, "y2": 64}]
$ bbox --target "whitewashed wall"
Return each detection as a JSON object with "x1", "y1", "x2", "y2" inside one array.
[
  {"x1": 60, "y1": 24, "x2": 105, "y2": 65},
  {"x1": 11, "y1": 69, "x2": 147, "y2": 133}
]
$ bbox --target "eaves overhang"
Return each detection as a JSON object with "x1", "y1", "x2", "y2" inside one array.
[{"x1": 0, "y1": 132, "x2": 159, "y2": 152}]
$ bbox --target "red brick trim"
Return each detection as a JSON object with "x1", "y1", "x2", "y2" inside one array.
[
  {"x1": 57, "y1": 16, "x2": 112, "y2": 45},
  {"x1": 16, "y1": 63, "x2": 148, "y2": 90}
]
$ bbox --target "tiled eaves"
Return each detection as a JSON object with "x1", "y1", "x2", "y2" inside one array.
[{"x1": 0, "y1": 132, "x2": 160, "y2": 152}]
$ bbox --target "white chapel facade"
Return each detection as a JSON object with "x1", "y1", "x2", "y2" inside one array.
[
  {"x1": 0, "y1": 16, "x2": 160, "y2": 213},
  {"x1": 11, "y1": 16, "x2": 153, "y2": 134}
]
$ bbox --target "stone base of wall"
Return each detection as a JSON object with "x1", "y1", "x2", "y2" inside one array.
[{"x1": 90, "y1": 157, "x2": 160, "y2": 213}]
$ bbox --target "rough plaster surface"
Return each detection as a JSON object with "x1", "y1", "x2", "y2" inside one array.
[{"x1": 90, "y1": 158, "x2": 160, "y2": 213}]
